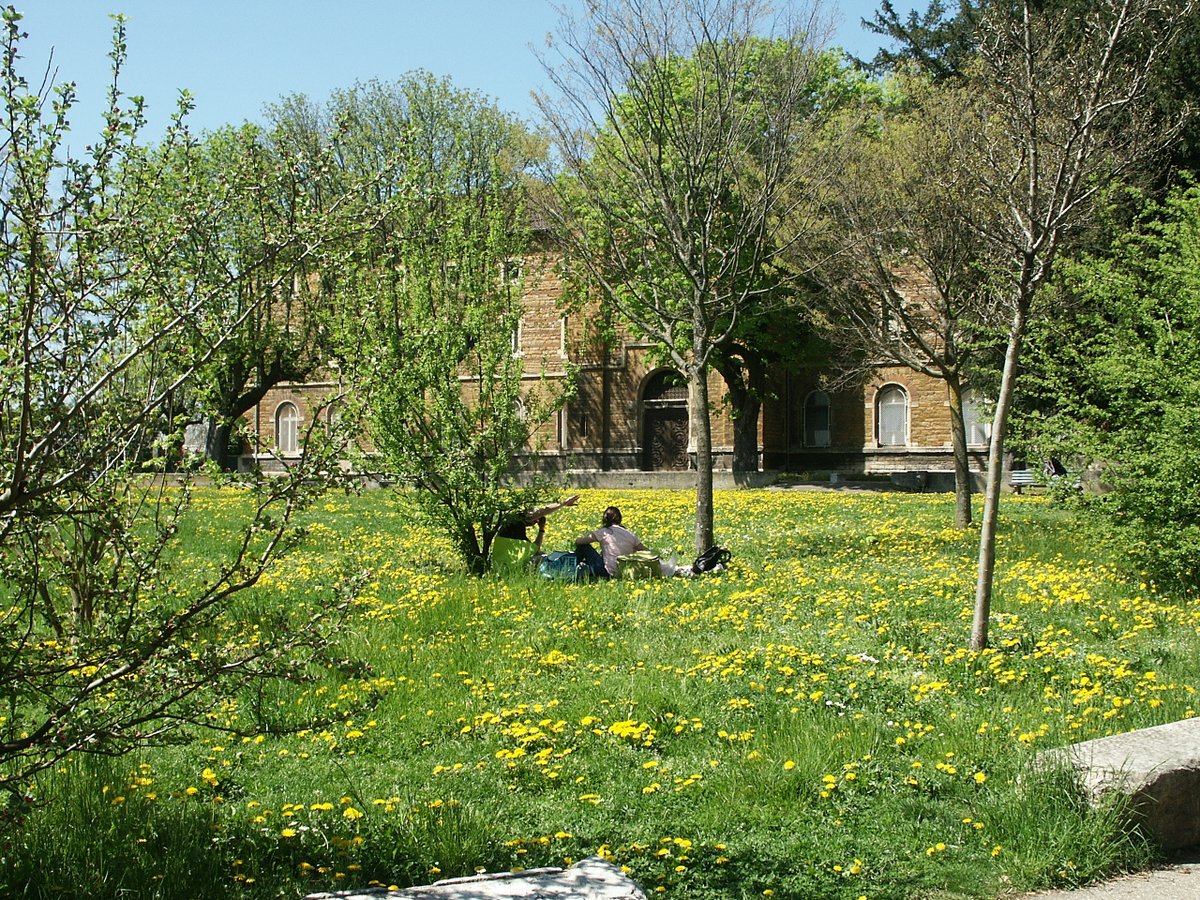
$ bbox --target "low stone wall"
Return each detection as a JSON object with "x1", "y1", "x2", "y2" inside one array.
[{"x1": 566, "y1": 470, "x2": 778, "y2": 490}]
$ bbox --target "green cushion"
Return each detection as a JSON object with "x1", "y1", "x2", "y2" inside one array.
[{"x1": 619, "y1": 550, "x2": 662, "y2": 579}]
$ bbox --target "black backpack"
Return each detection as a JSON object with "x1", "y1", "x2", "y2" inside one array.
[{"x1": 693, "y1": 545, "x2": 731, "y2": 573}]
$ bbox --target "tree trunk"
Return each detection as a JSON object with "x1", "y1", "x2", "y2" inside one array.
[
  {"x1": 731, "y1": 397, "x2": 761, "y2": 475},
  {"x1": 946, "y1": 375, "x2": 973, "y2": 529},
  {"x1": 971, "y1": 302, "x2": 1027, "y2": 651},
  {"x1": 688, "y1": 367, "x2": 715, "y2": 554},
  {"x1": 206, "y1": 355, "x2": 305, "y2": 471},
  {"x1": 712, "y1": 349, "x2": 764, "y2": 475},
  {"x1": 204, "y1": 417, "x2": 236, "y2": 471}
]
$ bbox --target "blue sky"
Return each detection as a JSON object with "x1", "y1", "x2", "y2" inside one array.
[{"x1": 15, "y1": 1, "x2": 892, "y2": 138}]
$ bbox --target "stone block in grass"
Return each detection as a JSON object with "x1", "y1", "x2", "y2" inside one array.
[
  {"x1": 1040, "y1": 717, "x2": 1200, "y2": 850},
  {"x1": 306, "y1": 856, "x2": 647, "y2": 900}
]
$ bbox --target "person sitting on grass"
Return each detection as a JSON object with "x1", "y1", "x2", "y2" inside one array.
[
  {"x1": 575, "y1": 505, "x2": 647, "y2": 580},
  {"x1": 496, "y1": 494, "x2": 580, "y2": 558}
]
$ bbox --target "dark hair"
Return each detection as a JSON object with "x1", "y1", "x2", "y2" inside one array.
[{"x1": 602, "y1": 506, "x2": 622, "y2": 527}]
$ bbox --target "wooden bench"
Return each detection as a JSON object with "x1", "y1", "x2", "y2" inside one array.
[{"x1": 1009, "y1": 469, "x2": 1042, "y2": 494}]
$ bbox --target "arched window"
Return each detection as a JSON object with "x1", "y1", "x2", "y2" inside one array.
[
  {"x1": 876, "y1": 385, "x2": 908, "y2": 447},
  {"x1": 962, "y1": 389, "x2": 992, "y2": 446},
  {"x1": 644, "y1": 370, "x2": 688, "y2": 405},
  {"x1": 804, "y1": 390, "x2": 832, "y2": 448},
  {"x1": 275, "y1": 402, "x2": 299, "y2": 454}
]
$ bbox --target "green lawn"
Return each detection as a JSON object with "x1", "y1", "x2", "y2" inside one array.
[{"x1": 5, "y1": 487, "x2": 1197, "y2": 899}]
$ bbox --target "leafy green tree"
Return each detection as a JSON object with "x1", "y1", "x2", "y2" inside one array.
[
  {"x1": 322, "y1": 76, "x2": 568, "y2": 575},
  {"x1": 858, "y1": 0, "x2": 985, "y2": 79},
  {"x1": 946, "y1": 0, "x2": 1192, "y2": 649},
  {"x1": 813, "y1": 77, "x2": 1000, "y2": 528},
  {"x1": 711, "y1": 306, "x2": 824, "y2": 475},
  {"x1": 1024, "y1": 183, "x2": 1200, "y2": 589},
  {"x1": 145, "y1": 123, "x2": 354, "y2": 469},
  {"x1": 0, "y1": 10, "x2": 354, "y2": 794},
  {"x1": 859, "y1": 0, "x2": 1200, "y2": 178},
  {"x1": 537, "y1": 0, "x2": 851, "y2": 552}
]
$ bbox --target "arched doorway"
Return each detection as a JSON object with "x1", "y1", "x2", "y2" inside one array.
[{"x1": 641, "y1": 370, "x2": 689, "y2": 470}]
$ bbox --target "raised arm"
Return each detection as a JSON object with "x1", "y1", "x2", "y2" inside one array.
[{"x1": 528, "y1": 494, "x2": 580, "y2": 522}]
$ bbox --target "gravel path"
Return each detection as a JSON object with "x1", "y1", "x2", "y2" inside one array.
[{"x1": 1017, "y1": 851, "x2": 1200, "y2": 899}]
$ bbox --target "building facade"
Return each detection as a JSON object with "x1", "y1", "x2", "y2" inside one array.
[{"x1": 239, "y1": 249, "x2": 991, "y2": 480}]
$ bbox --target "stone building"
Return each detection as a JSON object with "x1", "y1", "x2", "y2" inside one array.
[{"x1": 238, "y1": 247, "x2": 992, "y2": 481}]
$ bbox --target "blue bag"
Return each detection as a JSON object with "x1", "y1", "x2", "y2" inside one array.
[{"x1": 537, "y1": 550, "x2": 580, "y2": 581}]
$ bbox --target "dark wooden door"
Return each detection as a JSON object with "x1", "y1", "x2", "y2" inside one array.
[{"x1": 644, "y1": 408, "x2": 689, "y2": 470}]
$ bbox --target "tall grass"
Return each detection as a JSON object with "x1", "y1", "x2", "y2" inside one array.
[{"x1": 2, "y1": 488, "x2": 1192, "y2": 899}]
